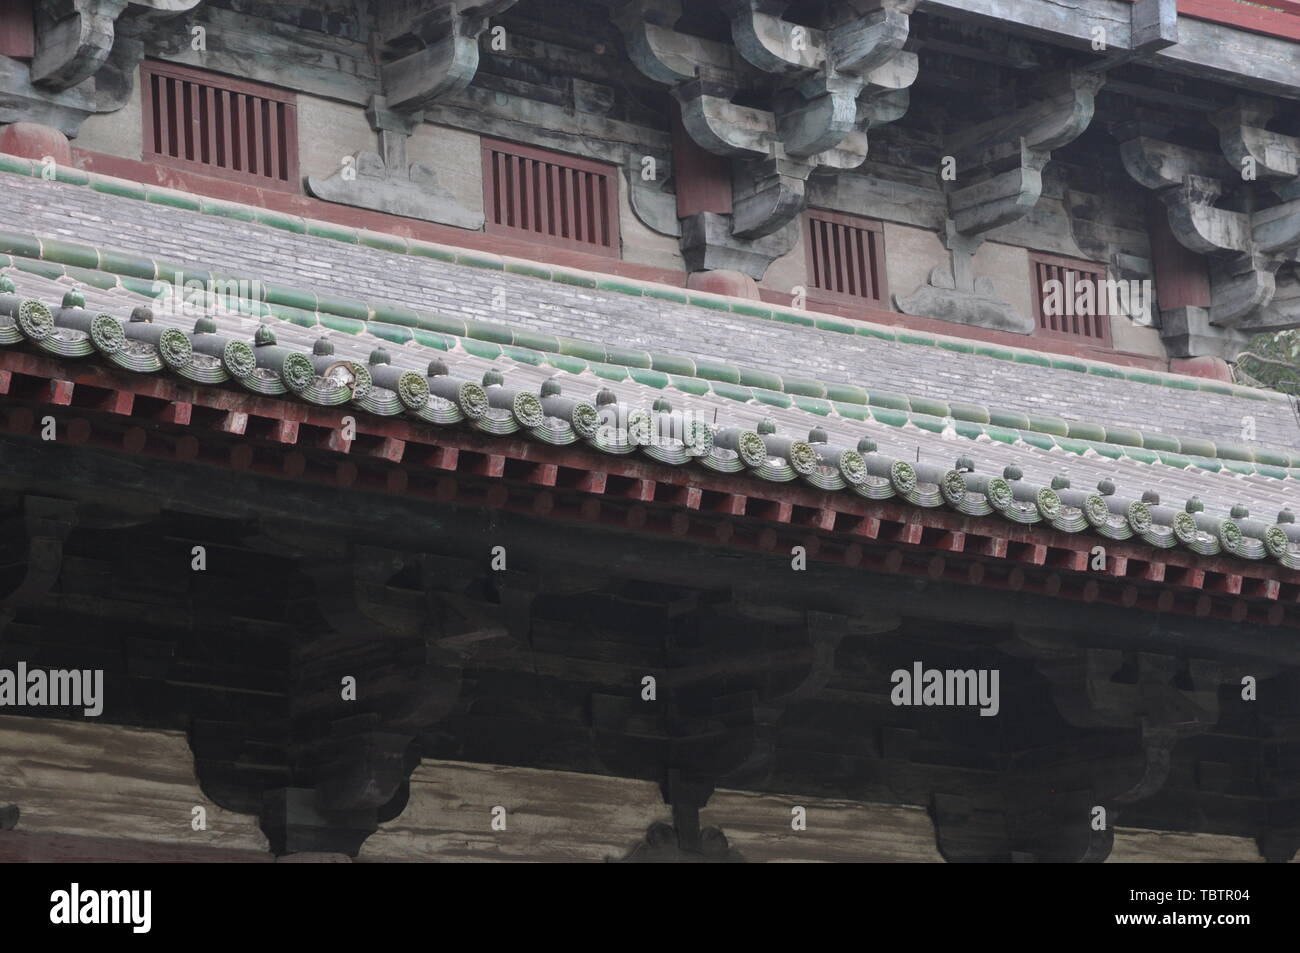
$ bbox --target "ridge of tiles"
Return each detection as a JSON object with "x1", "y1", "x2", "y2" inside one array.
[
  {"x1": 2, "y1": 278, "x2": 1300, "y2": 574},
  {"x1": 0, "y1": 156, "x2": 1285, "y2": 408},
  {"x1": 1, "y1": 236, "x2": 1298, "y2": 475}
]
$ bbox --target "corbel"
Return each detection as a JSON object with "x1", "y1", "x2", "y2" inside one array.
[
  {"x1": 31, "y1": 0, "x2": 200, "y2": 91},
  {"x1": 896, "y1": 69, "x2": 1104, "y2": 334},
  {"x1": 379, "y1": 0, "x2": 519, "y2": 114}
]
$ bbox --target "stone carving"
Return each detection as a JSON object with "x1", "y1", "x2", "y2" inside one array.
[{"x1": 306, "y1": 97, "x2": 483, "y2": 230}]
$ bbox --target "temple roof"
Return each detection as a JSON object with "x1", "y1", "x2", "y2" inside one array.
[{"x1": 2, "y1": 160, "x2": 1300, "y2": 574}]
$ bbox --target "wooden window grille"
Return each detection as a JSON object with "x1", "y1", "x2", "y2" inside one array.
[
  {"x1": 804, "y1": 210, "x2": 887, "y2": 306},
  {"x1": 482, "y1": 138, "x2": 620, "y2": 257},
  {"x1": 1030, "y1": 252, "x2": 1112, "y2": 347},
  {"x1": 141, "y1": 61, "x2": 299, "y2": 191},
  {"x1": 0, "y1": 0, "x2": 34, "y2": 60}
]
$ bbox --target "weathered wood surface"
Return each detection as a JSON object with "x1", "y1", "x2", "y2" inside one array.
[{"x1": 0, "y1": 714, "x2": 268, "y2": 852}]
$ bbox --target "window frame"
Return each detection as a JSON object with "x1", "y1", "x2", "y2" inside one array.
[
  {"x1": 480, "y1": 136, "x2": 621, "y2": 258},
  {"x1": 1029, "y1": 250, "x2": 1113, "y2": 348},
  {"x1": 802, "y1": 208, "x2": 889, "y2": 310},
  {"x1": 140, "y1": 60, "x2": 300, "y2": 193}
]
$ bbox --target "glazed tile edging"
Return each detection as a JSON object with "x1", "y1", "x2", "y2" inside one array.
[
  {"x1": 0, "y1": 156, "x2": 1281, "y2": 407},
  {"x1": 2, "y1": 279, "x2": 1299, "y2": 573},
  {"x1": 1, "y1": 237, "x2": 1298, "y2": 474}
]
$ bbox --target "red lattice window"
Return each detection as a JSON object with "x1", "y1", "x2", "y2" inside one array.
[
  {"x1": 804, "y1": 210, "x2": 888, "y2": 306},
  {"x1": 482, "y1": 138, "x2": 620, "y2": 257},
  {"x1": 141, "y1": 61, "x2": 299, "y2": 192},
  {"x1": 0, "y1": 0, "x2": 34, "y2": 59},
  {"x1": 1031, "y1": 252, "x2": 1112, "y2": 347}
]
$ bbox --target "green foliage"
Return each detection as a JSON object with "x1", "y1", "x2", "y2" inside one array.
[{"x1": 1235, "y1": 330, "x2": 1300, "y2": 397}]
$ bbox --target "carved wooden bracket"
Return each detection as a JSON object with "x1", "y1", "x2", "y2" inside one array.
[
  {"x1": 613, "y1": 0, "x2": 915, "y2": 272},
  {"x1": 896, "y1": 69, "x2": 1103, "y2": 334},
  {"x1": 1117, "y1": 104, "x2": 1300, "y2": 340},
  {"x1": 378, "y1": 0, "x2": 519, "y2": 114},
  {"x1": 31, "y1": 0, "x2": 200, "y2": 91}
]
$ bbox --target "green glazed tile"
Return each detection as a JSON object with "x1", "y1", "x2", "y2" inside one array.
[
  {"x1": 710, "y1": 381, "x2": 753, "y2": 403},
  {"x1": 203, "y1": 200, "x2": 258, "y2": 224},
  {"x1": 910, "y1": 413, "x2": 946, "y2": 434},
  {"x1": 319, "y1": 314, "x2": 366, "y2": 335},
  {"x1": 411, "y1": 329, "x2": 452, "y2": 350},
  {"x1": 462, "y1": 338, "x2": 503, "y2": 360},
  {"x1": 752, "y1": 388, "x2": 792, "y2": 408},
  {"x1": 668, "y1": 374, "x2": 710, "y2": 396},
  {"x1": 644, "y1": 286, "x2": 688, "y2": 304},
  {"x1": 546, "y1": 354, "x2": 588, "y2": 375},
  {"x1": 688, "y1": 294, "x2": 731, "y2": 311},
  {"x1": 63, "y1": 265, "x2": 118, "y2": 290},
  {"x1": 359, "y1": 231, "x2": 409, "y2": 254},
  {"x1": 409, "y1": 242, "x2": 457, "y2": 262},
  {"x1": 868, "y1": 390, "x2": 911, "y2": 412},
  {"x1": 1124, "y1": 447, "x2": 1159, "y2": 465},
  {"x1": 823, "y1": 382, "x2": 868, "y2": 405},
  {"x1": 304, "y1": 220, "x2": 357, "y2": 242},
  {"x1": 974, "y1": 345, "x2": 1014, "y2": 361},
  {"x1": 1021, "y1": 432, "x2": 1056, "y2": 451},
  {"x1": 511, "y1": 329, "x2": 560, "y2": 353},
  {"x1": 896, "y1": 331, "x2": 935, "y2": 347},
  {"x1": 731, "y1": 303, "x2": 772, "y2": 319},
  {"x1": 0, "y1": 154, "x2": 35, "y2": 175},
  {"x1": 501, "y1": 345, "x2": 543, "y2": 364},
  {"x1": 1026, "y1": 414, "x2": 1069, "y2": 436},
  {"x1": 987, "y1": 409, "x2": 1031, "y2": 430},
  {"x1": 1139, "y1": 432, "x2": 1180, "y2": 453},
  {"x1": 1011, "y1": 351, "x2": 1052, "y2": 368},
  {"x1": 15, "y1": 257, "x2": 63, "y2": 279},
  {"x1": 1256, "y1": 464, "x2": 1289, "y2": 480},
  {"x1": 461, "y1": 318, "x2": 513, "y2": 344},
  {"x1": 1213, "y1": 441, "x2": 1255, "y2": 462},
  {"x1": 596, "y1": 278, "x2": 645, "y2": 296},
  {"x1": 98, "y1": 250, "x2": 157, "y2": 280},
  {"x1": 908, "y1": 396, "x2": 949, "y2": 418},
  {"x1": 1177, "y1": 436, "x2": 1217, "y2": 458},
  {"x1": 1049, "y1": 356, "x2": 1088, "y2": 373},
  {"x1": 40, "y1": 238, "x2": 98, "y2": 269},
  {"x1": 649, "y1": 353, "x2": 696, "y2": 376},
  {"x1": 557, "y1": 337, "x2": 606, "y2": 362},
  {"x1": 947, "y1": 401, "x2": 990, "y2": 424},
  {"x1": 794, "y1": 396, "x2": 833, "y2": 416},
  {"x1": 0, "y1": 231, "x2": 41, "y2": 259},
  {"x1": 552, "y1": 269, "x2": 595, "y2": 287},
  {"x1": 415, "y1": 312, "x2": 467, "y2": 337},
  {"x1": 833, "y1": 402, "x2": 871, "y2": 421},
  {"x1": 146, "y1": 189, "x2": 202, "y2": 212},
  {"x1": 692, "y1": 359, "x2": 742, "y2": 384},
  {"x1": 264, "y1": 284, "x2": 318, "y2": 313},
  {"x1": 120, "y1": 276, "x2": 163, "y2": 297},
  {"x1": 629, "y1": 368, "x2": 670, "y2": 389},
  {"x1": 268, "y1": 304, "x2": 318, "y2": 328},
  {"x1": 1165, "y1": 376, "x2": 1198, "y2": 391},
  {"x1": 1103, "y1": 426, "x2": 1143, "y2": 448},
  {"x1": 1078, "y1": 439, "x2": 1119, "y2": 459},
  {"x1": 737, "y1": 366, "x2": 783, "y2": 391},
  {"x1": 1254, "y1": 448, "x2": 1290, "y2": 468},
  {"x1": 52, "y1": 167, "x2": 90, "y2": 187},
  {"x1": 366, "y1": 322, "x2": 413, "y2": 344},
  {"x1": 1156, "y1": 452, "x2": 1192, "y2": 469},
  {"x1": 813, "y1": 316, "x2": 856, "y2": 335},
  {"x1": 91, "y1": 178, "x2": 146, "y2": 201},
  {"x1": 1220, "y1": 459, "x2": 1255, "y2": 475},
  {"x1": 255, "y1": 209, "x2": 306, "y2": 234},
  {"x1": 604, "y1": 345, "x2": 652, "y2": 368},
  {"x1": 1085, "y1": 363, "x2": 1125, "y2": 379},
  {"x1": 985, "y1": 426, "x2": 1020, "y2": 445},
  {"x1": 938, "y1": 338, "x2": 974, "y2": 354},
  {"x1": 772, "y1": 309, "x2": 815, "y2": 328},
  {"x1": 314, "y1": 293, "x2": 370, "y2": 322},
  {"x1": 1186, "y1": 455, "x2": 1222, "y2": 472},
  {"x1": 781, "y1": 376, "x2": 827, "y2": 398},
  {"x1": 1126, "y1": 370, "x2": 1162, "y2": 387},
  {"x1": 954, "y1": 421, "x2": 984, "y2": 440},
  {"x1": 854, "y1": 324, "x2": 896, "y2": 342},
  {"x1": 870, "y1": 407, "x2": 909, "y2": 428},
  {"x1": 505, "y1": 261, "x2": 552, "y2": 280}
]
